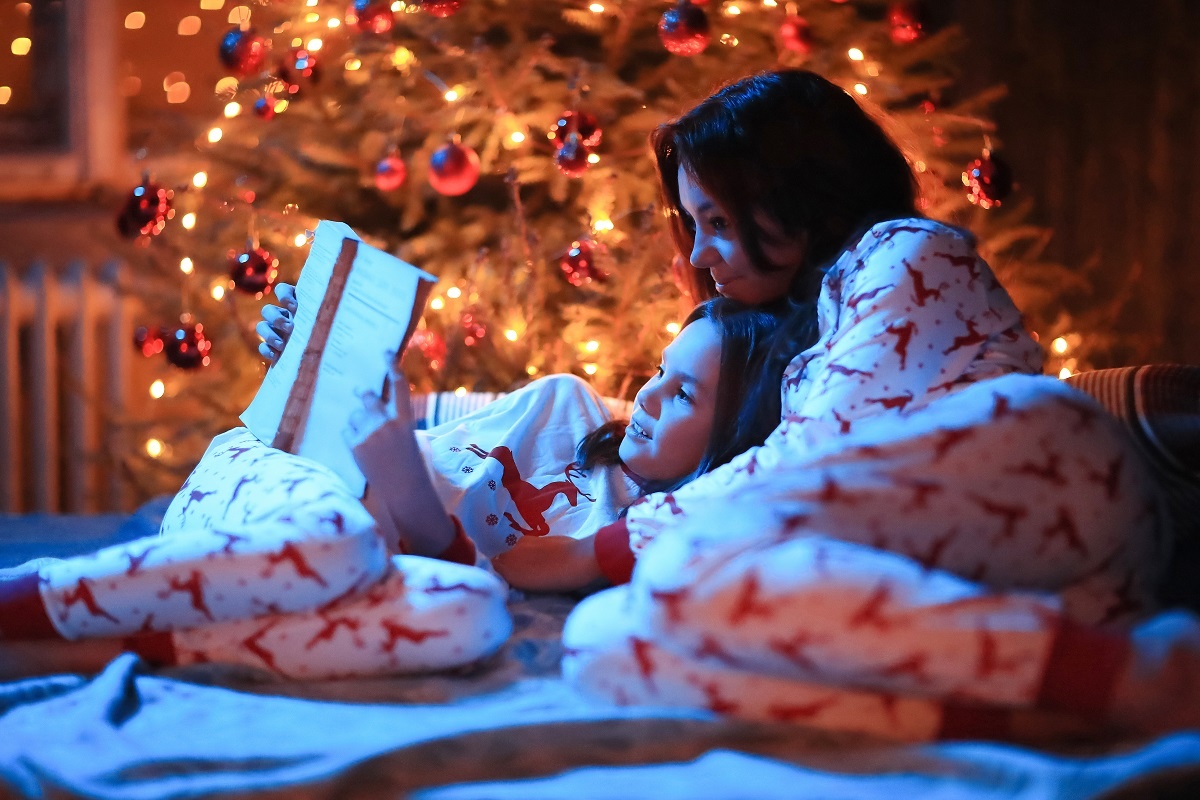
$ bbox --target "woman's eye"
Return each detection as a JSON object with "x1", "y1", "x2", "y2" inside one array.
[{"x1": 709, "y1": 217, "x2": 728, "y2": 232}]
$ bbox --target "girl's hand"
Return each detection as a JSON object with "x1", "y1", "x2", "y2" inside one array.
[
  {"x1": 256, "y1": 282, "x2": 298, "y2": 363},
  {"x1": 492, "y1": 534, "x2": 603, "y2": 593}
]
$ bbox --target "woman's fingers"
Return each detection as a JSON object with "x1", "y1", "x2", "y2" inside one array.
[{"x1": 274, "y1": 282, "x2": 298, "y2": 313}]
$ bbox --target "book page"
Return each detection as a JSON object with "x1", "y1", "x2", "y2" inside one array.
[{"x1": 240, "y1": 220, "x2": 435, "y2": 495}]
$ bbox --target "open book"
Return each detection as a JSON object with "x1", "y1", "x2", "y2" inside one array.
[{"x1": 241, "y1": 220, "x2": 436, "y2": 496}]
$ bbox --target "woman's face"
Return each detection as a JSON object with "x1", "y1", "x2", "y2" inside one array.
[
  {"x1": 619, "y1": 317, "x2": 722, "y2": 483},
  {"x1": 677, "y1": 165, "x2": 806, "y2": 306}
]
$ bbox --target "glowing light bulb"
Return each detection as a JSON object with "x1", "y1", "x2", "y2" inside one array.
[
  {"x1": 327, "y1": 17, "x2": 340, "y2": 27},
  {"x1": 345, "y1": 58, "x2": 362, "y2": 71},
  {"x1": 762, "y1": 0, "x2": 777, "y2": 7},
  {"x1": 223, "y1": 101, "x2": 241, "y2": 117},
  {"x1": 510, "y1": 131, "x2": 525, "y2": 144},
  {"x1": 145, "y1": 438, "x2": 164, "y2": 458},
  {"x1": 124, "y1": 12, "x2": 145, "y2": 29},
  {"x1": 583, "y1": 363, "x2": 598, "y2": 375},
  {"x1": 526, "y1": 365, "x2": 538, "y2": 376},
  {"x1": 207, "y1": 126, "x2": 223, "y2": 143},
  {"x1": 293, "y1": 233, "x2": 308, "y2": 246},
  {"x1": 180, "y1": 257, "x2": 194, "y2": 274},
  {"x1": 1051, "y1": 336, "x2": 1069, "y2": 354},
  {"x1": 724, "y1": 3, "x2": 741, "y2": 15},
  {"x1": 149, "y1": 380, "x2": 166, "y2": 399},
  {"x1": 587, "y1": 153, "x2": 600, "y2": 164},
  {"x1": 430, "y1": 297, "x2": 445, "y2": 310},
  {"x1": 11, "y1": 38, "x2": 31, "y2": 56},
  {"x1": 854, "y1": 83, "x2": 869, "y2": 96},
  {"x1": 592, "y1": 218, "x2": 614, "y2": 233},
  {"x1": 848, "y1": 48, "x2": 865, "y2": 61},
  {"x1": 0, "y1": 87, "x2": 11, "y2": 105},
  {"x1": 211, "y1": 283, "x2": 226, "y2": 300},
  {"x1": 665, "y1": 322, "x2": 681, "y2": 335},
  {"x1": 178, "y1": 16, "x2": 201, "y2": 35},
  {"x1": 192, "y1": 171, "x2": 208, "y2": 188},
  {"x1": 181, "y1": 212, "x2": 197, "y2": 229},
  {"x1": 1058, "y1": 367, "x2": 1073, "y2": 380},
  {"x1": 446, "y1": 287, "x2": 462, "y2": 299},
  {"x1": 454, "y1": 386, "x2": 467, "y2": 397},
  {"x1": 504, "y1": 329, "x2": 519, "y2": 342},
  {"x1": 584, "y1": 340, "x2": 599, "y2": 353},
  {"x1": 306, "y1": 38, "x2": 323, "y2": 51},
  {"x1": 444, "y1": 89, "x2": 459, "y2": 102},
  {"x1": 589, "y1": 2, "x2": 605, "y2": 11}
]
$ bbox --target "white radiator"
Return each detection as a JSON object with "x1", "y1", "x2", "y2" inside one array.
[{"x1": 0, "y1": 261, "x2": 133, "y2": 513}]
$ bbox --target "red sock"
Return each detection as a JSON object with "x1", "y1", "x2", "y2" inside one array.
[{"x1": 0, "y1": 571, "x2": 60, "y2": 640}]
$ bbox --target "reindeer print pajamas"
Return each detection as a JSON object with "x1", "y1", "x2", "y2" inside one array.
[
  {"x1": 0, "y1": 428, "x2": 511, "y2": 679},
  {"x1": 571, "y1": 219, "x2": 1165, "y2": 738}
]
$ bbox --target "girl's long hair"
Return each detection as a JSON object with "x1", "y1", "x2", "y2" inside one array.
[
  {"x1": 651, "y1": 69, "x2": 920, "y2": 435},
  {"x1": 576, "y1": 297, "x2": 785, "y2": 498}
]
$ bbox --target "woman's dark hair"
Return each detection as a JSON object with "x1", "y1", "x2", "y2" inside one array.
[
  {"x1": 576, "y1": 297, "x2": 785, "y2": 498},
  {"x1": 652, "y1": 69, "x2": 920, "y2": 436}
]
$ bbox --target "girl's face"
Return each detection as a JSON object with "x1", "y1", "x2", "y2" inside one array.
[
  {"x1": 619, "y1": 317, "x2": 722, "y2": 483},
  {"x1": 677, "y1": 165, "x2": 806, "y2": 306}
]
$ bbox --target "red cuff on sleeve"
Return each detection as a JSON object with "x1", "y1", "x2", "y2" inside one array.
[
  {"x1": 123, "y1": 631, "x2": 180, "y2": 667},
  {"x1": 937, "y1": 704, "x2": 1015, "y2": 740},
  {"x1": 437, "y1": 516, "x2": 478, "y2": 566},
  {"x1": 1036, "y1": 619, "x2": 1131, "y2": 717},
  {"x1": 594, "y1": 519, "x2": 636, "y2": 585},
  {"x1": 0, "y1": 571, "x2": 60, "y2": 640}
]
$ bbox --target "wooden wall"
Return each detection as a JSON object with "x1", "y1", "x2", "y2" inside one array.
[{"x1": 937, "y1": 0, "x2": 1200, "y2": 366}]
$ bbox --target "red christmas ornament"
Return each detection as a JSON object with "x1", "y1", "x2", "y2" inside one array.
[
  {"x1": 962, "y1": 151, "x2": 1014, "y2": 210},
  {"x1": 164, "y1": 323, "x2": 212, "y2": 370},
  {"x1": 228, "y1": 246, "x2": 280, "y2": 295},
  {"x1": 409, "y1": 328, "x2": 447, "y2": 364},
  {"x1": 116, "y1": 180, "x2": 174, "y2": 239},
  {"x1": 420, "y1": 0, "x2": 465, "y2": 17},
  {"x1": 550, "y1": 110, "x2": 602, "y2": 149},
  {"x1": 560, "y1": 240, "x2": 606, "y2": 287},
  {"x1": 374, "y1": 155, "x2": 408, "y2": 191},
  {"x1": 277, "y1": 47, "x2": 320, "y2": 98},
  {"x1": 888, "y1": 2, "x2": 925, "y2": 45},
  {"x1": 554, "y1": 133, "x2": 591, "y2": 178},
  {"x1": 351, "y1": 0, "x2": 395, "y2": 34},
  {"x1": 253, "y1": 96, "x2": 278, "y2": 120},
  {"x1": 658, "y1": 1, "x2": 710, "y2": 56},
  {"x1": 779, "y1": 15, "x2": 813, "y2": 56},
  {"x1": 219, "y1": 27, "x2": 268, "y2": 77},
  {"x1": 460, "y1": 307, "x2": 486, "y2": 346},
  {"x1": 133, "y1": 325, "x2": 165, "y2": 358},
  {"x1": 428, "y1": 142, "x2": 481, "y2": 196}
]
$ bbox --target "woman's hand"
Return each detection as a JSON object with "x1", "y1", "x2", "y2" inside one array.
[
  {"x1": 492, "y1": 534, "x2": 604, "y2": 593},
  {"x1": 256, "y1": 282, "x2": 298, "y2": 363}
]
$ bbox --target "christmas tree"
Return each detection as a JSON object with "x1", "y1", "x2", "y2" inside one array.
[{"x1": 116, "y1": 0, "x2": 1086, "y2": 501}]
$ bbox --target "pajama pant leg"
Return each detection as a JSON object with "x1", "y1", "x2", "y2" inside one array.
[
  {"x1": 564, "y1": 535, "x2": 1125, "y2": 740},
  {"x1": 145, "y1": 555, "x2": 512, "y2": 679}
]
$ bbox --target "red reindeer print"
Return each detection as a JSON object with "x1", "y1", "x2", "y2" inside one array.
[
  {"x1": 912, "y1": 528, "x2": 958, "y2": 569},
  {"x1": 905, "y1": 260, "x2": 948, "y2": 306},
  {"x1": 1086, "y1": 456, "x2": 1124, "y2": 501},
  {"x1": 282, "y1": 477, "x2": 309, "y2": 497},
  {"x1": 59, "y1": 578, "x2": 120, "y2": 623},
  {"x1": 989, "y1": 393, "x2": 1029, "y2": 422},
  {"x1": 262, "y1": 541, "x2": 329, "y2": 587},
  {"x1": 630, "y1": 636, "x2": 658, "y2": 688},
  {"x1": 241, "y1": 619, "x2": 283, "y2": 673},
  {"x1": 157, "y1": 570, "x2": 215, "y2": 621},
  {"x1": 224, "y1": 476, "x2": 257, "y2": 515},
  {"x1": 933, "y1": 250, "x2": 981, "y2": 285},
  {"x1": 845, "y1": 283, "x2": 894, "y2": 317},
  {"x1": 694, "y1": 634, "x2": 742, "y2": 667},
  {"x1": 223, "y1": 444, "x2": 255, "y2": 462},
  {"x1": 968, "y1": 494, "x2": 1029, "y2": 542},
  {"x1": 848, "y1": 581, "x2": 897, "y2": 630},
  {"x1": 650, "y1": 587, "x2": 691, "y2": 625},
  {"x1": 1038, "y1": 507, "x2": 1088, "y2": 556},
  {"x1": 897, "y1": 478, "x2": 942, "y2": 510},
  {"x1": 832, "y1": 409, "x2": 853, "y2": 434},
  {"x1": 216, "y1": 532, "x2": 247, "y2": 555},
  {"x1": 887, "y1": 224, "x2": 932, "y2": 237},
  {"x1": 825, "y1": 361, "x2": 875, "y2": 383},
  {"x1": 317, "y1": 510, "x2": 347, "y2": 534},
  {"x1": 975, "y1": 628, "x2": 1025, "y2": 680},
  {"x1": 423, "y1": 578, "x2": 493, "y2": 597},
  {"x1": 816, "y1": 475, "x2": 862, "y2": 505},
  {"x1": 864, "y1": 391, "x2": 915, "y2": 412},
  {"x1": 768, "y1": 630, "x2": 826, "y2": 672},
  {"x1": 884, "y1": 320, "x2": 918, "y2": 369},
  {"x1": 305, "y1": 613, "x2": 363, "y2": 650},
  {"x1": 179, "y1": 489, "x2": 216, "y2": 517},
  {"x1": 735, "y1": 451, "x2": 763, "y2": 478},
  {"x1": 379, "y1": 620, "x2": 449, "y2": 651},
  {"x1": 136, "y1": 613, "x2": 157, "y2": 633},
  {"x1": 1099, "y1": 570, "x2": 1144, "y2": 625},
  {"x1": 929, "y1": 377, "x2": 962, "y2": 394},
  {"x1": 464, "y1": 444, "x2": 596, "y2": 537},
  {"x1": 931, "y1": 427, "x2": 976, "y2": 461},
  {"x1": 876, "y1": 652, "x2": 932, "y2": 685},
  {"x1": 1006, "y1": 449, "x2": 1067, "y2": 486},
  {"x1": 124, "y1": 545, "x2": 160, "y2": 577},
  {"x1": 653, "y1": 493, "x2": 686, "y2": 516},
  {"x1": 728, "y1": 570, "x2": 774, "y2": 624},
  {"x1": 689, "y1": 677, "x2": 740, "y2": 715},
  {"x1": 767, "y1": 697, "x2": 839, "y2": 723},
  {"x1": 943, "y1": 315, "x2": 989, "y2": 355}
]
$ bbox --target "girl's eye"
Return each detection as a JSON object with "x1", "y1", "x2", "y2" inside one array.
[
  {"x1": 709, "y1": 217, "x2": 728, "y2": 232},
  {"x1": 676, "y1": 387, "x2": 693, "y2": 404}
]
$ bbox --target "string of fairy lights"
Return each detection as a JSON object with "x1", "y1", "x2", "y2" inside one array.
[{"x1": 2, "y1": 1, "x2": 1084, "y2": 464}]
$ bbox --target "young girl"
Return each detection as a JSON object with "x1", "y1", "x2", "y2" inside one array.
[{"x1": 0, "y1": 299, "x2": 781, "y2": 681}]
